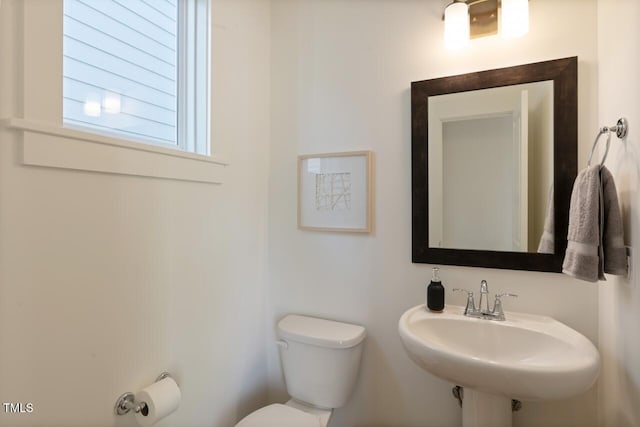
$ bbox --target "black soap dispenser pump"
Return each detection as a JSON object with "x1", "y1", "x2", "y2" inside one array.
[{"x1": 427, "y1": 267, "x2": 445, "y2": 312}]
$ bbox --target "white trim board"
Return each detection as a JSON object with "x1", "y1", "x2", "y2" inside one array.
[{"x1": 2, "y1": 117, "x2": 228, "y2": 184}]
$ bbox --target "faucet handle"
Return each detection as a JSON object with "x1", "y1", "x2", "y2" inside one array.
[
  {"x1": 453, "y1": 288, "x2": 477, "y2": 315},
  {"x1": 495, "y1": 293, "x2": 518, "y2": 299},
  {"x1": 492, "y1": 293, "x2": 518, "y2": 320}
]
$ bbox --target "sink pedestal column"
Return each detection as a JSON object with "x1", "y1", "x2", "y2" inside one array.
[{"x1": 462, "y1": 389, "x2": 512, "y2": 427}]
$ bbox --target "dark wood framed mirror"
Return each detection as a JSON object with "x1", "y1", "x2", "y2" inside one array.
[{"x1": 411, "y1": 57, "x2": 577, "y2": 272}]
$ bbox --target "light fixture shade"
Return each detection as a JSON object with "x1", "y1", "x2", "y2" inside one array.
[
  {"x1": 444, "y1": 1, "x2": 470, "y2": 50},
  {"x1": 501, "y1": 0, "x2": 529, "y2": 38}
]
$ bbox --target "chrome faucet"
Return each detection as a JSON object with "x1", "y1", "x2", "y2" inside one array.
[{"x1": 453, "y1": 280, "x2": 517, "y2": 321}]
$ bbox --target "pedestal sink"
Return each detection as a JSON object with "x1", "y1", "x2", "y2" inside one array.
[{"x1": 398, "y1": 305, "x2": 600, "y2": 427}]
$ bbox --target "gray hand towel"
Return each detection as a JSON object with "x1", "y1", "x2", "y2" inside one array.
[
  {"x1": 562, "y1": 165, "x2": 627, "y2": 282},
  {"x1": 563, "y1": 166, "x2": 601, "y2": 282},
  {"x1": 600, "y1": 167, "x2": 628, "y2": 276}
]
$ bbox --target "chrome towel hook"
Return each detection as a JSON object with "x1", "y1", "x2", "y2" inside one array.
[
  {"x1": 587, "y1": 117, "x2": 628, "y2": 166},
  {"x1": 610, "y1": 117, "x2": 628, "y2": 139}
]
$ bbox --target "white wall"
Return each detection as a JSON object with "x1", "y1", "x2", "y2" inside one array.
[
  {"x1": 0, "y1": 1, "x2": 270, "y2": 426},
  {"x1": 597, "y1": 0, "x2": 640, "y2": 426},
  {"x1": 268, "y1": 1, "x2": 600, "y2": 426}
]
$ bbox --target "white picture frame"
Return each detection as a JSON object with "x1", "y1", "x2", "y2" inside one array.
[{"x1": 298, "y1": 151, "x2": 374, "y2": 233}]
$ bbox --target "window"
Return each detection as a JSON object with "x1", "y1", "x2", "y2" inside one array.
[
  {"x1": 6, "y1": 0, "x2": 225, "y2": 184},
  {"x1": 62, "y1": 0, "x2": 210, "y2": 155}
]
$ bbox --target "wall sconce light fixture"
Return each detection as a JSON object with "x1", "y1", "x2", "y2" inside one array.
[
  {"x1": 444, "y1": 0, "x2": 529, "y2": 49},
  {"x1": 444, "y1": 1, "x2": 470, "y2": 50}
]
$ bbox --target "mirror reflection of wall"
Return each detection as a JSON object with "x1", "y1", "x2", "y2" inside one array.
[{"x1": 428, "y1": 81, "x2": 553, "y2": 253}]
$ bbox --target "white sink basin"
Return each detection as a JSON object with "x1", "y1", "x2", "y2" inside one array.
[{"x1": 398, "y1": 304, "x2": 600, "y2": 401}]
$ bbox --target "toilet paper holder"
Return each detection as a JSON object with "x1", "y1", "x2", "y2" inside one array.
[{"x1": 114, "y1": 372, "x2": 173, "y2": 416}]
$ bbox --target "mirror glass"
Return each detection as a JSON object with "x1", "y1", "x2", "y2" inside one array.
[
  {"x1": 428, "y1": 81, "x2": 554, "y2": 252},
  {"x1": 411, "y1": 57, "x2": 577, "y2": 272}
]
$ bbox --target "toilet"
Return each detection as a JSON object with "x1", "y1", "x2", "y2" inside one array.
[{"x1": 236, "y1": 314, "x2": 366, "y2": 427}]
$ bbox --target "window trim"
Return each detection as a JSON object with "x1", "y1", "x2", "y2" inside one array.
[
  {"x1": 4, "y1": 117, "x2": 227, "y2": 184},
  {"x1": 178, "y1": 0, "x2": 211, "y2": 155},
  {"x1": 3, "y1": 0, "x2": 227, "y2": 184}
]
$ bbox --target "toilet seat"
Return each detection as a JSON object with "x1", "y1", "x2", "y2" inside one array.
[{"x1": 235, "y1": 403, "x2": 320, "y2": 427}]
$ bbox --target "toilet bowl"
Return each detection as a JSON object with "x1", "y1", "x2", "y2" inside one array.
[
  {"x1": 235, "y1": 314, "x2": 366, "y2": 427},
  {"x1": 235, "y1": 401, "x2": 330, "y2": 427}
]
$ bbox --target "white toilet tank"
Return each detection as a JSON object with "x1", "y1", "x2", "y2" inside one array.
[{"x1": 277, "y1": 314, "x2": 366, "y2": 409}]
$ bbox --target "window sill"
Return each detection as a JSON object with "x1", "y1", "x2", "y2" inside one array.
[{"x1": 1, "y1": 117, "x2": 228, "y2": 184}]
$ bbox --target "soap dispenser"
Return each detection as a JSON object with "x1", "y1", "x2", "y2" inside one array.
[{"x1": 427, "y1": 267, "x2": 445, "y2": 312}]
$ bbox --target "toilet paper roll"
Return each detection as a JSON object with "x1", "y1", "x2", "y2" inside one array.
[{"x1": 135, "y1": 377, "x2": 181, "y2": 426}]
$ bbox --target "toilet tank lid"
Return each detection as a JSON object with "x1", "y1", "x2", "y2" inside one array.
[{"x1": 277, "y1": 314, "x2": 366, "y2": 349}]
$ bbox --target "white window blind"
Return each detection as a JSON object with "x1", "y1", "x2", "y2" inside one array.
[{"x1": 63, "y1": 0, "x2": 179, "y2": 146}]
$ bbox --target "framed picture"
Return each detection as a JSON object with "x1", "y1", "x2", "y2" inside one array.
[{"x1": 298, "y1": 151, "x2": 374, "y2": 233}]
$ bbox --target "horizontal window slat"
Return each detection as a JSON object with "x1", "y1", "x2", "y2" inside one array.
[
  {"x1": 64, "y1": 36, "x2": 176, "y2": 89},
  {"x1": 64, "y1": 56, "x2": 177, "y2": 99},
  {"x1": 64, "y1": 16, "x2": 177, "y2": 70},
  {"x1": 64, "y1": 98, "x2": 177, "y2": 144},
  {"x1": 64, "y1": 79, "x2": 177, "y2": 124},
  {"x1": 64, "y1": 96, "x2": 176, "y2": 128},
  {"x1": 111, "y1": 0, "x2": 177, "y2": 31},
  {"x1": 65, "y1": 0, "x2": 176, "y2": 54},
  {"x1": 64, "y1": 96, "x2": 177, "y2": 130},
  {"x1": 76, "y1": 0, "x2": 177, "y2": 39},
  {"x1": 138, "y1": 0, "x2": 177, "y2": 21},
  {"x1": 64, "y1": 77, "x2": 176, "y2": 113}
]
